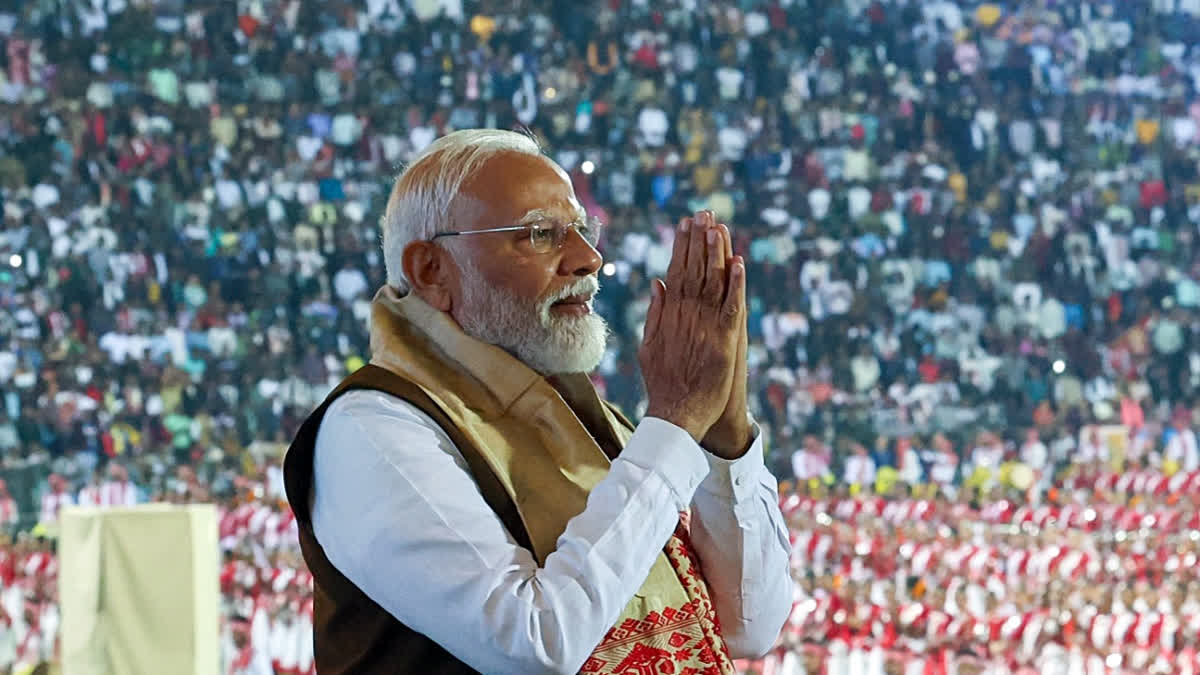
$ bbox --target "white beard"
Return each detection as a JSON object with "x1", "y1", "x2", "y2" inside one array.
[{"x1": 455, "y1": 264, "x2": 608, "y2": 376}]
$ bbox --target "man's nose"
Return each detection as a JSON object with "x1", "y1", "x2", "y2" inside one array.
[{"x1": 559, "y1": 228, "x2": 602, "y2": 278}]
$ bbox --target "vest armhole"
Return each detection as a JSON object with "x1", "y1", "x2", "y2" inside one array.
[{"x1": 284, "y1": 364, "x2": 535, "y2": 554}]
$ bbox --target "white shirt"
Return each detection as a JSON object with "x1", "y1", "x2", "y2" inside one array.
[
  {"x1": 1021, "y1": 440, "x2": 1048, "y2": 472},
  {"x1": 971, "y1": 444, "x2": 1004, "y2": 471},
  {"x1": 1166, "y1": 428, "x2": 1200, "y2": 472},
  {"x1": 332, "y1": 267, "x2": 369, "y2": 303},
  {"x1": 808, "y1": 188, "x2": 831, "y2": 219},
  {"x1": 637, "y1": 107, "x2": 669, "y2": 147},
  {"x1": 330, "y1": 113, "x2": 361, "y2": 146},
  {"x1": 843, "y1": 454, "x2": 876, "y2": 487},
  {"x1": 844, "y1": 150, "x2": 871, "y2": 183},
  {"x1": 32, "y1": 184, "x2": 60, "y2": 210},
  {"x1": 792, "y1": 449, "x2": 829, "y2": 481},
  {"x1": 39, "y1": 492, "x2": 73, "y2": 525},
  {"x1": 311, "y1": 389, "x2": 791, "y2": 674},
  {"x1": 717, "y1": 126, "x2": 748, "y2": 160},
  {"x1": 214, "y1": 179, "x2": 243, "y2": 209},
  {"x1": 847, "y1": 184, "x2": 872, "y2": 219},
  {"x1": 296, "y1": 135, "x2": 322, "y2": 162},
  {"x1": 99, "y1": 480, "x2": 138, "y2": 507},
  {"x1": 77, "y1": 485, "x2": 102, "y2": 507},
  {"x1": 929, "y1": 452, "x2": 957, "y2": 485},
  {"x1": 715, "y1": 67, "x2": 744, "y2": 100}
]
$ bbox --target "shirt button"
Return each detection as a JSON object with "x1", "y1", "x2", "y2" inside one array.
[{"x1": 734, "y1": 475, "x2": 745, "y2": 488}]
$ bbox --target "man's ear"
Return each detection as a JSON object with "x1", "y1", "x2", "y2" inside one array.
[{"x1": 401, "y1": 240, "x2": 454, "y2": 312}]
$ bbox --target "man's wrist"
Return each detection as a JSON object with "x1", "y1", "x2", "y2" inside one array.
[
  {"x1": 644, "y1": 405, "x2": 706, "y2": 443},
  {"x1": 702, "y1": 424, "x2": 755, "y2": 460}
]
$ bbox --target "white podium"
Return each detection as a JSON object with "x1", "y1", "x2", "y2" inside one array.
[{"x1": 59, "y1": 504, "x2": 219, "y2": 675}]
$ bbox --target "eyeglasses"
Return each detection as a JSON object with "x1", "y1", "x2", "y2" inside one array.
[{"x1": 431, "y1": 214, "x2": 603, "y2": 254}]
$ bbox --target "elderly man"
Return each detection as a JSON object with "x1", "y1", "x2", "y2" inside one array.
[{"x1": 283, "y1": 129, "x2": 791, "y2": 673}]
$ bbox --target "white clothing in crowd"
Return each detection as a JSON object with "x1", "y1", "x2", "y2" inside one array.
[
  {"x1": 843, "y1": 453, "x2": 876, "y2": 487},
  {"x1": 1166, "y1": 427, "x2": 1200, "y2": 472}
]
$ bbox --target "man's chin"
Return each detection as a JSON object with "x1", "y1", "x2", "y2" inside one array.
[{"x1": 529, "y1": 317, "x2": 608, "y2": 375}]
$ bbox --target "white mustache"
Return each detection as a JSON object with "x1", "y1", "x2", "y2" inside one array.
[{"x1": 543, "y1": 276, "x2": 600, "y2": 307}]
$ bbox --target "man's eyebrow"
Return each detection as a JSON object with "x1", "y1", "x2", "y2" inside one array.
[
  {"x1": 514, "y1": 208, "x2": 554, "y2": 225},
  {"x1": 513, "y1": 207, "x2": 585, "y2": 225}
]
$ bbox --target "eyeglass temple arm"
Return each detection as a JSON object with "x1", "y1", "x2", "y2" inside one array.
[{"x1": 430, "y1": 225, "x2": 532, "y2": 240}]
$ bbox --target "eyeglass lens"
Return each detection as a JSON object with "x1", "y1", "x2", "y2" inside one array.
[{"x1": 530, "y1": 218, "x2": 600, "y2": 251}]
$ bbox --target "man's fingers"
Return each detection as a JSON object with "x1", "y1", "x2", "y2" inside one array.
[
  {"x1": 735, "y1": 269, "x2": 749, "y2": 363},
  {"x1": 642, "y1": 279, "x2": 666, "y2": 344},
  {"x1": 684, "y1": 212, "x2": 709, "y2": 297},
  {"x1": 702, "y1": 225, "x2": 726, "y2": 305},
  {"x1": 722, "y1": 255, "x2": 745, "y2": 324},
  {"x1": 718, "y1": 222, "x2": 733, "y2": 305},
  {"x1": 665, "y1": 217, "x2": 692, "y2": 296}
]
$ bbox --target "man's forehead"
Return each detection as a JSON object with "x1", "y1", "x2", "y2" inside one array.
[
  {"x1": 462, "y1": 151, "x2": 572, "y2": 193},
  {"x1": 453, "y1": 151, "x2": 580, "y2": 225}
]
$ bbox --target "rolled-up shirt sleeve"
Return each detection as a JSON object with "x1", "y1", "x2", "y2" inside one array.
[
  {"x1": 689, "y1": 427, "x2": 792, "y2": 658},
  {"x1": 310, "y1": 390, "x2": 711, "y2": 675}
]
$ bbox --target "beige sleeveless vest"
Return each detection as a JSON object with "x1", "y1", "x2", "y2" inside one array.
[{"x1": 368, "y1": 286, "x2": 736, "y2": 674}]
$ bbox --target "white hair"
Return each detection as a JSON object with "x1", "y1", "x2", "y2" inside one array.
[{"x1": 381, "y1": 129, "x2": 543, "y2": 292}]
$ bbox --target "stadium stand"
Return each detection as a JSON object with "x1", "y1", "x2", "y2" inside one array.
[{"x1": 0, "y1": 0, "x2": 1199, "y2": 672}]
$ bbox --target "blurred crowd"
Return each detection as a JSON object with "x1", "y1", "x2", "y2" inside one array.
[
  {"x1": 737, "y1": 466, "x2": 1200, "y2": 674},
  {"x1": 1, "y1": 0, "x2": 1200, "y2": 673}
]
